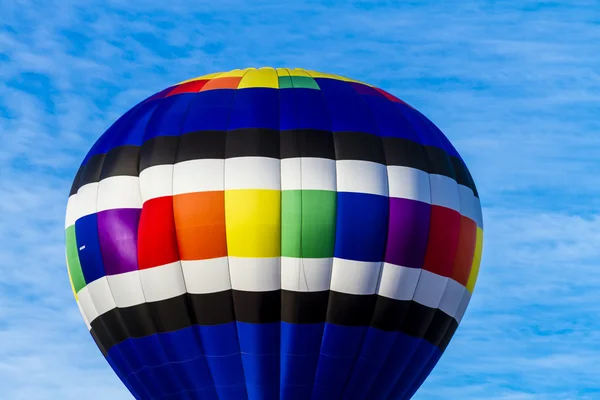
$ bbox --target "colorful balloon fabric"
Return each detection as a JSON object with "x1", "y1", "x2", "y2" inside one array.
[{"x1": 65, "y1": 67, "x2": 483, "y2": 400}]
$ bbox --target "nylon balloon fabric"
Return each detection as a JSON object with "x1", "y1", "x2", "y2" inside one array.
[{"x1": 65, "y1": 67, "x2": 484, "y2": 400}]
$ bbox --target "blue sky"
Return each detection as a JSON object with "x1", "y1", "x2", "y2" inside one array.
[{"x1": 1, "y1": 0, "x2": 599, "y2": 399}]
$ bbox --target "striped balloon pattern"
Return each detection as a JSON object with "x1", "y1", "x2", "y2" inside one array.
[{"x1": 65, "y1": 68, "x2": 483, "y2": 400}]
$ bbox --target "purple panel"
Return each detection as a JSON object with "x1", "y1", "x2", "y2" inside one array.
[
  {"x1": 385, "y1": 198, "x2": 431, "y2": 268},
  {"x1": 97, "y1": 208, "x2": 141, "y2": 275}
]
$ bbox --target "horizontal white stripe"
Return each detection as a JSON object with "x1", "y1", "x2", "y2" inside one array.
[
  {"x1": 336, "y1": 160, "x2": 389, "y2": 196},
  {"x1": 182, "y1": 258, "x2": 232, "y2": 293},
  {"x1": 280, "y1": 158, "x2": 337, "y2": 191},
  {"x1": 139, "y1": 262, "x2": 187, "y2": 302},
  {"x1": 86, "y1": 277, "x2": 118, "y2": 316},
  {"x1": 225, "y1": 157, "x2": 280, "y2": 190},
  {"x1": 456, "y1": 290, "x2": 472, "y2": 323},
  {"x1": 65, "y1": 195, "x2": 77, "y2": 228},
  {"x1": 77, "y1": 285, "x2": 99, "y2": 324},
  {"x1": 429, "y1": 174, "x2": 460, "y2": 212},
  {"x1": 97, "y1": 176, "x2": 142, "y2": 212},
  {"x1": 281, "y1": 257, "x2": 333, "y2": 292},
  {"x1": 74, "y1": 183, "x2": 98, "y2": 221},
  {"x1": 438, "y1": 278, "x2": 467, "y2": 319},
  {"x1": 76, "y1": 300, "x2": 91, "y2": 331},
  {"x1": 376, "y1": 263, "x2": 421, "y2": 301},
  {"x1": 228, "y1": 257, "x2": 280, "y2": 291},
  {"x1": 458, "y1": 185, "x2": 479, "y2": 225},
  {"x1": 173, "y1": 159, "x2": 224, "y2": 195},
  {"x1": 107, "y1": 271, "x2": 146, "y2": 308},
  {"x1": 412, "y1": 270, "x2": 448, "y2": 309},
  {"x1": 330, "y1": 258, "x2": 383, "y2": 295},
  {"x1": 387, "y1": 166, "x2": 431, "y2": 203},
  {"x1": 139, "y1": 165, "x2": 174, "y2": 202}
]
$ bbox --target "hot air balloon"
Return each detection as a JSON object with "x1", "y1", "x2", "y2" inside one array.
[{"x1": 65, "y1": 67, "x2": 483, "y2": 400}]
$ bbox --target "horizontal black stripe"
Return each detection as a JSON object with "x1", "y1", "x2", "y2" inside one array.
[
  {"x1": 69, "y1": 166, "x2": 84, "y2": 196},
  {"x1": 280, "y1": 129, "x2": 335, "y2": 159},
  {"x1": 78, "y1": 153, "x2": 105, "y2": 189},
  {"x1": 89, "y1": 290, "x2": 458, "y2": 354},
  {"x1": 99, "y1": 145, "x2": 140, "y2": 180},
  {"x1": 333, "y1": 131, "x2": 386, "y2": 164},
  {"x1": 71, "y1": 129, "x2": 478, "y2": 198}
]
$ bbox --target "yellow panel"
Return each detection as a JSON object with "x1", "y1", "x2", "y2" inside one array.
[
  {"x1": 238, "y1": 67, "x2": 279, "y2": 89},
  {"x1": 304, "y1": 69, "x2": 373, "y2": 86},
  {"x1": 66, "y1": 252, "x2": 78, "y2": 301},
  {"x1": 285, "y1": 68, "x2": 311, "y2": 78},
  {"x1": 276, "y1": 68, "x2": 291, "y2": 77},
  {"x1": 177, "y1": 72, "x2": 223, "y2": 85},
  {"x1": 225, "y1": 189, "x2": 281, "y2": 257},
  {"x1": 466, "y1": 228, "x2": 484, "y2": 293}
]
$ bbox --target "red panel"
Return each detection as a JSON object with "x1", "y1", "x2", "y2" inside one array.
[
  {"x1": 451, "y1": 216, "x2": 477, "y2": 286},
  {"x1": 166, "y1": 80, "x2": 209, "y2": 97},
  {"x1": 138, "y1": 196, "x2": 180, "y2": 270},
  {"x1": 422, "y1": 205, "x2": 461, "y2": 277}
]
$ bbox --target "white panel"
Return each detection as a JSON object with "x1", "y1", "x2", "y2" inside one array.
[
  {"x1": 474, "y1": 196, "x2": 484, "y2": 229},
  {"x1": 76, "y1": 300, "x2": 91, "y2": 331},
  {"x1": 228, "y1": 257, "x2": 280, "y2": 291},
  {"x1": 455, "y1": 290, "x2": 472, "y2": 322},
  {"x1": 376, "y1": 263, "x2": 421, "y2": 301},
  {"x1": 458, "y1": 185, "x2": 478, "y2": 223},
  {"x1": 107, "y1": 271, "x2": 146, "y2": 308},
  {"x1": 182, "y1": 258, "x2": 232, "y2": 293},
  {"x1": 225, "y1": 157, "x2": 280, "y2": 190},
  {"x1": 387, "y1": 166, "x2": 431, "y2": 203},
  {"x1": 280, "y1": 158, "x2": 337, "y2": 191},
  {"x1": 173, "y1": 159, "x2": 225, "y2": 195},
  {"x1": 77, "y1": 286, "x2": 99, "y2": 324},
  {"x1": 412, "y1": 270, "x2": 448, "y2": 309},
  {"x1": 438, "y1": 278, "x2": 467, "y2": 318},
  {"x1": 97, "y1": 176, "x2": 143, "y2": 212},
  {"x1": 336, "y1": 160, "x2": 388, "y2": 196},
  {"x1": 74, "y1": 183, "x2": 99, "y2": 220},
  {"x1": 139, "y1": 262, "x2": 187, "y2": 302},
  {"x1": 329, "y1": 258, "x2": 383, "y2": 295},
  {"x1": 86, "y1": 277, "x2": 118, "y2": 316},
  {"x1": 429, "y1": 174, "x2": 460, "y2": 212},
  {"x1": 281, "y1": 257, "x2": 333, "y2": 292},
  {"x1": 139, "y1": 165, "x2": 174, "y2": 202},
  {"x1": 65, "y1": 195, "x2": 78, "y2": 228}
]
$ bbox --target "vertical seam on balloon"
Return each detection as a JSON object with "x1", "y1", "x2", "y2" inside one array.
[
  {"x1": 303, "y1": 69, "x2": 337, "y2": 400},
  {"x1": 221, "y1": 68, "x2": 252, "y2": 400},
  {"x1": 338, "y1": 81, "x2": 391, "y2": 400},
  {"x1": 168, "y1": 94, "x2": 221, "y2": 399}
]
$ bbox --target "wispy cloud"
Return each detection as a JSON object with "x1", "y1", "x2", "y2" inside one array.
[{"x1": 1, "y1": 1, "x2": 597, "y2": 399}]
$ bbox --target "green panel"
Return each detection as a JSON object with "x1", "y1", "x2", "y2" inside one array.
[
  {"x1": 291, "y1": 76, "x2": 320, "y2": 90},
  {"x1": 281, "y1": 190, "x2": 336, "y2": 258},
  {"x1": 278, "y1": 76, "x2": 294, "y2": 89},
  {"x1": 65, "y1": 225, "x2": 86, "y2": 292},
  {"x1": 278, "y1": 75, "x2": 320, "y2": 90}
]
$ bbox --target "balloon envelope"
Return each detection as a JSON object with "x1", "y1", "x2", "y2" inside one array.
[{"x1": 65, "y1": 67, "x2": 483, "y2": 400}]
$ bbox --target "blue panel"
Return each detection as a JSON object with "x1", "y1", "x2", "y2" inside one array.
[
  {"x1": 228, "y1": 88, "x2": 280, "y2": 130},
  {"x1": 400, "y1": 349, "x2": 443, "y2": 400},
  {"x1": 237, "y1": 322, "x2": 280, "y2": 398},
  {"x1": 279, "y1": 88, "x2": 331, "y2": 131},
  {"x1": 387, "y1": 343, "x2": 438, "y2": 399},
  {"x1": 316, "y1": 78, "x2": 378, "y2": 134},
  {"x1": 311, "y1": 324, "x2": 367, "y2": 399},
  {"x1": 105, "y1": 354, "x2": 138, "y2": 398},
  {"x1": 144, "y1": 93, "x2": 195, "y2": 140},
  {"x1": 398, "y1": 104, "x2": 447, "y2": 151},
  {"x1": 281, "y1": 323, "x2": 323, "y2": 391},
  {"x1": 75, "y1": 214, "x2": 105, "y2": 284},
  {"x1": 366, "y1": 333, "x2": 423, "y2": 399},
  {"x1": 132, "y1": 335, "x2": 169, "y2": 367},
  {"x1": 334, "y1": 192, "x2": 389, "y2": 262},
  {"x1": 107, "y1": 100, "x2": 161, "y2": 149},
  {"x1": 197, "y1": 324, "x2": 246, "y2": 390},
  {"x1": 281, "y1": 385, "x2": 314, "y2": 400},
  {"x1": 360, "y1": 95, "x2": 423, "y2": 142},
  {"x1": 341, "y1": 328, "x2": 398, "y2": 400},
  {"x1": 169, "y1": 357, "x2": 218, "y2": 395},
  {"x1": 181, "y1": 90, "x2": 236, "y2": 132},
  {"x1": 110, "y1": 338, "x2": 144, "y2": 374},
  {"x1": 158, "y1": 327, "x2": 203, "y2": 362}
]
